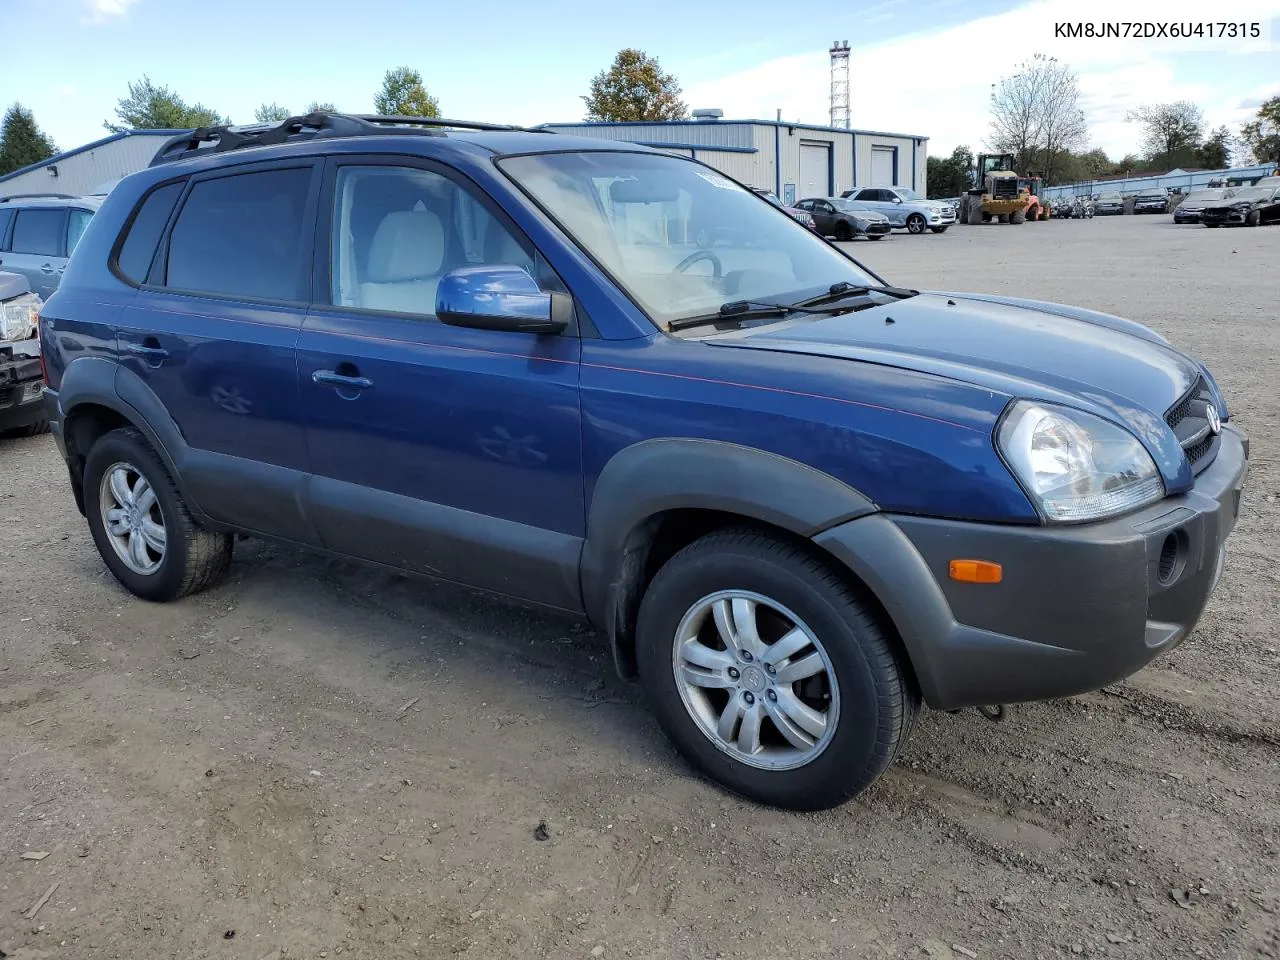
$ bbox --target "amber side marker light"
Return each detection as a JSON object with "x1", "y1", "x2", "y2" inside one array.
[{"x1": 949, "y1": 559, "x2": 1003, "y2": 584}]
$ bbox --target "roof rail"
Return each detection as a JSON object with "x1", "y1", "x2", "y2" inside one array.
[
  {"x1": 148, "y1": 111, "x2": 554, "y2": 167},
  {"x1": 0, "y1": 192, "x2": 81, "y2": 202}
]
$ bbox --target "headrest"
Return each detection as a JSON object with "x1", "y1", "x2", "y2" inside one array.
[{"x1": 366, "y1": 209, "x2": 445, "y2": 283}]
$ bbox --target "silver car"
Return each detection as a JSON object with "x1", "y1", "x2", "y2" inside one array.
[
  {"x1": 839, "y1": 186, "x2": 956, "y2": 234},
  {"x1": 0, "y1": 194, "x2": 102, "y2": 299}
]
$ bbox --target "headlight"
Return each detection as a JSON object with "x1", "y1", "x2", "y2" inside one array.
[
  {"x1": 997, "y1": 400, "x2": 1164, "y2": 523},
  {"x1": 0, "y1": 294, "x2": 41, "y2": 342}
]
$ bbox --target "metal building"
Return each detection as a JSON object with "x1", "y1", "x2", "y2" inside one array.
[
  {"x1": 537, "y1": 115, "x2": 929, "y2": 204},
  {"x1": 0, "y1": 129, "x2": 184, "y2": 199}
]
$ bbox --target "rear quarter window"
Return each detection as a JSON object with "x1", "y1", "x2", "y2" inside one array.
[
  {"x1": 0, "y1": 208, "x2": 13, "y2": 249},
  {"x1": 115, "y1": 181, "x2": 184, "y2": 283}
]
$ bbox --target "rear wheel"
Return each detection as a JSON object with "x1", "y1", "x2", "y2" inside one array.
[
  {"x1": 84, "y1": 427, "x2": 233, "y2": 602},
  {"x1": 1010, "y1": 210, "x2": 1026, "y2": 224},
  {"x1": 905, "y1": 214, "x2": 927, "y2": 234},
  {"x1": 635, "y1": 530, "x2": 919, "y2": 811}
]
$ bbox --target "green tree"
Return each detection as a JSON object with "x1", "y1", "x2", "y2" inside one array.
[
  {"x1": 0, "y1": 103, "x2": 57, "y2": 176},
  {"x1": 374, "y1": 67, "x2": 440, "y2": 118},
  {"x1": 583, "y1": 48, "x2": 687, "y2": 122},
  {"x1": 1239, "y1": 95, "x2": 1280, "y2": 165},
  {"x1": 1194, "y1": 126, "x2": 1234, "y2": 169},
  {"x1": 306, "y1": 102, "x2": 337, "y2": 113},
  {"x1": 1126, "y1": 101, "x2": 1203, "y2": 170},
  {"x1": 105, "y1": 76, "x2": 226, "y2": 132},
  {"x1": 255, "y1": 103, "x2": 292, "y2": 123},
  {"x1": 927, "y1": 145, "x2": 975, "y2": 197}
]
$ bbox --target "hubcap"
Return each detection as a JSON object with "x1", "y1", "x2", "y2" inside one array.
[
  {"x1": 672, "y1": 590, "x2": 840, "y2": 771},
  {"x1": 99, "y1": 462, "x2": 166, "y2": 576}
]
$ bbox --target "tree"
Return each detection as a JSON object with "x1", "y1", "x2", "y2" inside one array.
[
  {"x1": 1195, "y1": 126, "x2": 1234, "y2": 169},
  {"x1": 374, "y1": 67, "x2": 439, "y2": 118},
  {"x1": 0, "y1": 104, "x2": 57, "y2": 176},
  {"x1": 306, "y1": 102, "x2": 337, "y2": 113},
  {"x1": 927, "y1": 145, "x2": 975, "y2": 197},
  {"x1": 1126, "y1": 101, "x2": 1204, "y2": 169},
  {"x1": 1239, "y1": 95, "x2": 1280, "y2": 165},
  {"x1": 255, "y1": 103, "x2": 291, "y2": 123},
  {"x1": 583, "y1": 48, "x2": 686, "y2": 122},
  {"x1": 105, "y1": 76, "x2": 226, "y2": 132},
  {"x1": 987, "y1": 54, "x2": 1088, "y2": 184}
]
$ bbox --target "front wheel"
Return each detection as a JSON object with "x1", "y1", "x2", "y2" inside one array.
[
  {"x1": 635, "y1": 530, "x2": 919, "y2": 810},
  {"x1": 1246, "y1": 210, "x2": 1261, "y2": 227},
  {"x1": 84, "y1": 427, "x2": 233, "y2": 602},
  {"x1": 905, "y1": 214, "x2": 927, "y2": 234},
  {"x1": 834, "y1": 221, "x2": 853, "y2": 241}
]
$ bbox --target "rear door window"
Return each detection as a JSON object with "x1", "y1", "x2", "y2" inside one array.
[
  {"x1": 163, "y1": 167, "x2": 313, "y2": 301},
  {"x1": 11, "y1": 208, "x2": 66, "y2": 256}
]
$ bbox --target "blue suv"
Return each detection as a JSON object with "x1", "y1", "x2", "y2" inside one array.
[{"x1": 39, "y1": 113, "x2": 1249, "y2": 810}]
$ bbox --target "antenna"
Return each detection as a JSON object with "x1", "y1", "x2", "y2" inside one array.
[{"x1": 829, "y1": 41, "x2": 850, "y2": 129}]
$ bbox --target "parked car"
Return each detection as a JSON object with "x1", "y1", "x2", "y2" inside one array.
[
  {"x1": 839, "y1": 186, "x2": 955, "y2": 234},
  {"x1": 1133, "y1": 188, "x2": 1169, "y2": 214},
  {"x1": 1200, "y1": 185, "x2": 1280, "y2": 227},
  {"x1": 39, "y1": 113, "x2": 1250, "y2": 811},
  {"x1": 793, "y1": 197, "x2": 891, "y2": 240},
  {"x1": 1173, "y1": 188, "x2": 1236, "y2": 224},
  {"x1": 1093, "y1": 192, "x2": 1125, "y2": 215},
  {"x1": 750, "y1": 188, "x2": 818, "y2": 232},
  {"x1": 0, "y1": 271, "x2": 47, "y2": 438},
  {"x1": 0, "y1": 194, "x2": 102, "y2": 299}
]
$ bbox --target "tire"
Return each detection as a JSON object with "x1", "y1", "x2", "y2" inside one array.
[
  {"x1": 2, "y1": 419, "x2": 49, "y2": 438},
  {"x1": 83, "y1": 427, "x2": 233, "y2": 602},
  {"x1": 868, "y1": 234, "x2": 886, "y2": 240},
  {"x1": 905, "y1": 214, "x2": 927, "y2": 234},
  {"x1": 1246, "y1": 210, "x2": 1261, "y2": 227},
  {"x1": 929, "y1": 226, "x2": 948, "y2": 234},
  {"x1": 1010, "y1": 209, "x2": 1026, "y2": 224},
  {"x1": 635, "y1": 530, "x2": 919, "y2": 811},
  {"x1": 834, "y1": 221, "x2": 853, "y2": 241}
]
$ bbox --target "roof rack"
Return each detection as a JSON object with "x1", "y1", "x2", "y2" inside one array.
[
  {"x1": 0, "y1": 192, "x2": 81, "y2": 202},
  {"x1": 149, "y1": 111, "x2": 555, "y2": 167}
]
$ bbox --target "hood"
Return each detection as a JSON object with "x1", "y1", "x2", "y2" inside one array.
[
  {"x1": 852, "y1": 210, "x2": 890, "y2": 222},
  {"x1": 706, "y1": 292, "x2": 1206, "y2": 486}
]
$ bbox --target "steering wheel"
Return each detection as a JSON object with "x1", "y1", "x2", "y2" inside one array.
[{"x1": 672, "y1": 250, "x2": 723, "y2": 278}]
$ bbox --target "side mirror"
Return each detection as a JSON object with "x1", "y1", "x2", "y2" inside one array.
[
  {"x1": 893, "y1": 197, "x2": 904, "y2": 203},
  {"x1": 436, "y1": 265, "x2": 568, "y2": 335}
]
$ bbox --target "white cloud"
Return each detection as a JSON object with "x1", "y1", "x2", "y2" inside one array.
[
  {"x1": 681, "y1": 0, "x2": 1280, "y2": 159},
  {"x1": 84, "y1": 0, "x2": 140, "y2": 22}
]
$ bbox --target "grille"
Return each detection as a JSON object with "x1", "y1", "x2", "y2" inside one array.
[
  {"x1": 1164, "y1": 376, "x2": 1219, "y2": 474},
  {"x1": 991, "y1": 178, "x2": 1018, "y2": 200},
  {"x1": 0, "y1": 385, "x2": 13, "y2": 406}
]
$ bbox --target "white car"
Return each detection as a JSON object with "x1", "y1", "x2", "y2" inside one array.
[{"x1": 839, "y1": 186, "x2": 956, "y2": 234}]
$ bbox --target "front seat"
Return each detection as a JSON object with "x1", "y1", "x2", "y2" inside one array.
[{"x1": 359, "y1": 209, "x2": 447, "y2": 315}]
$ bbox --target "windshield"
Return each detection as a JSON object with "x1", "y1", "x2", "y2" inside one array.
[
  {"x1": 1100, "y1": 193, "x2": 1122, "y2": 200},
  {"x1": 1185, "y1": 190, "x2": 1227, "y2": 202},
  {"x1": 893, "y1": 188, "x2": 924, "y2": 201},
  {"x1": 500, "y1": 151, "x2": 880, "y2": 330},
  {"x1": 1139, "y1": 189, "x2": 1164, "y2": 197}
]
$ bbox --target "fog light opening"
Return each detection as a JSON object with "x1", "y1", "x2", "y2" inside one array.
[{"x1": 1157, "y1": 531, "x2": 1186, "y2": 585}]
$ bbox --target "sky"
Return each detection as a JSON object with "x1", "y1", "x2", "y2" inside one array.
[{"x1": 2, "y1": 0, "x2": 1278, "y2": 165}]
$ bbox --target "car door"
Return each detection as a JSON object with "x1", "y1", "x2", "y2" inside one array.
[
  {"x1": 296, "y1": 156, "x2": 585, "y2": 610},
  {"x1": 813, "y1": 200, "x2": 841, "y2": 235},
  {"x1": 1, "y1": 206, "x2": 66, "y2": 298},
  {"x1": 1262, "y1": 189, "x2": 1280, "y2": 224},
  {"x1": 855, "y1": 188, "x2": 895, "y2": 223},
  {"x1": 115, "y1": 161, "x2": 323, "y2": 545}
]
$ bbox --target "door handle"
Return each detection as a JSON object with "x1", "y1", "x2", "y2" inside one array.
[
  {"x1": 123, "y1": 342, "x2": 169, "y2": 360},
  {"x1": 312, "y1": 369, "x2": 373, "y2": 390},
  {"x1": 41, "y1": 263, "x2": 56, "y2": 274}
]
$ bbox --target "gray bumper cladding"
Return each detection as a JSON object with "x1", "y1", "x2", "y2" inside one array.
[{"x1": 814, "y1": 427, "x2": 1249, "y2": 710}]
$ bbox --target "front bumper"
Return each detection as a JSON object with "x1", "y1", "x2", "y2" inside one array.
[
  {"x1": 861, "y1": 222, "x2": 892, "y2": 235},
  {"x1": 1173, "y1": 209, "x2": 1203, "y2": 222},
  {"x1": 1202, "y1": 210, "x2": 1247, "y2": 225},
  {"x1": 0, "y1": 378, "x2": 46, "y2": 431},
  {"x1": 814, "y1": 426, "x2": 1249, "y2": 710}
]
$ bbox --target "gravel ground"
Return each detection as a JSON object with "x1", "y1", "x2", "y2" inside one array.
[{"x1": 2, "y1": 214, "x2": 1277, "y2": 960}]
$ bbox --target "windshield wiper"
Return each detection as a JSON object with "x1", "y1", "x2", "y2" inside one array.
[
  {"x1": 668, "y1": 298, "x2": 850, "y2": 333},
  {"x1": 796, "y1": 280, "x2": 919, "y2": 307}
]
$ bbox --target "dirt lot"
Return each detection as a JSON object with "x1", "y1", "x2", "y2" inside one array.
[{"x1": 2, "y1": 215, "x2": 1278, "y2": 960}]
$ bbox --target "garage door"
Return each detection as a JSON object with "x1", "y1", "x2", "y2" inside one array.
[
  {"x1": 871, "y1": 146, "x2": 897, "y2": 187},
  {"x1": 799, "y1": 142, "x2": 831, "y2": 200}
]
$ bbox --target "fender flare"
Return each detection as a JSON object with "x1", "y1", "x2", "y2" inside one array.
[
  {"x1": 57, "y1": 357, "x2": 209, "y2": 521},
  {"x1": 579, "y1": 438, "x2": 877, "y2": 677}
]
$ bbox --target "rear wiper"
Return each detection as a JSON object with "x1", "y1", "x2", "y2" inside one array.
[
  {"x1": 796, "y1": 280, "x2": 919, "y2": 307},
  {"x1": 668, "y1": 298, "x2": 847, "y2": 333}
]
